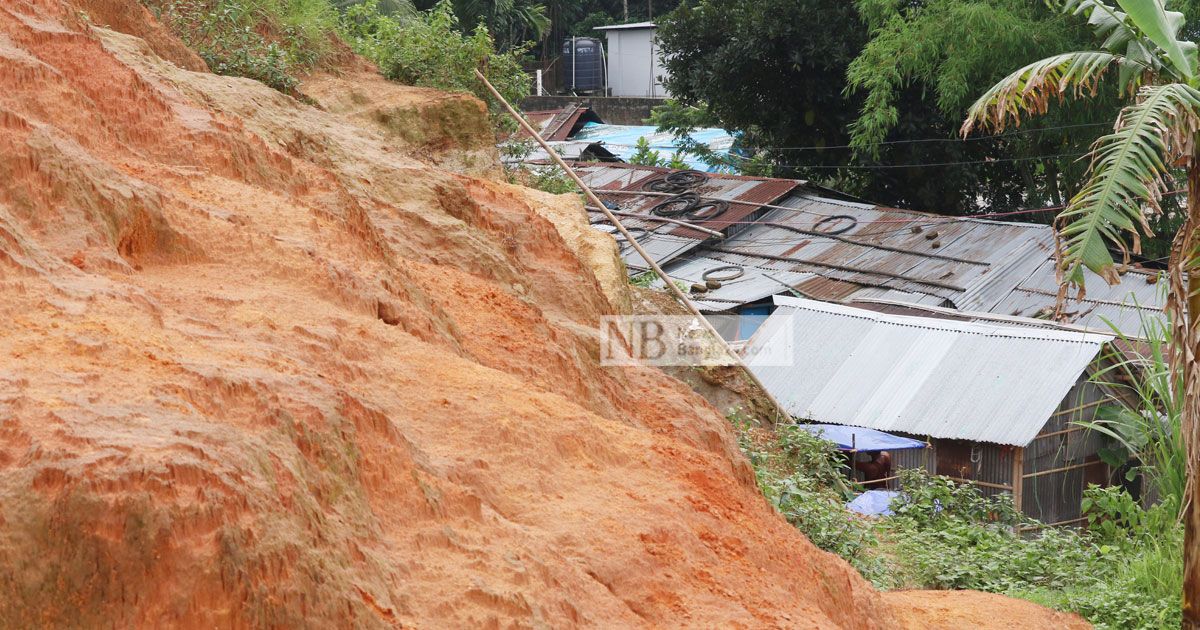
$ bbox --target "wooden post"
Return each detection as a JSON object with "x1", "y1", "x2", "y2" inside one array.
[{"x1": 1011, "y1": 446, "x2": 1025, "y2": 517}]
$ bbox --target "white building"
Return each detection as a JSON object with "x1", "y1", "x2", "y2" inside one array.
[{"x1": 593, "y1": 22, "x2": 670, "y2": 98}]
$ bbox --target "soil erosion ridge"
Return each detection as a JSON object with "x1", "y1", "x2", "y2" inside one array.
[{"x1": 0, "y1": 2, "x2": 1088, "y2": 627}]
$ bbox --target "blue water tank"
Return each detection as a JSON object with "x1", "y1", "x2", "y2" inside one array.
[{"x1": 562, "y1": 37, "x2": 605, "y2": 93}]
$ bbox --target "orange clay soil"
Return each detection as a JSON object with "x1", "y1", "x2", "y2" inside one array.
[{"x1": 0, "y1": 1, "x2": 1090, "y2": 627}]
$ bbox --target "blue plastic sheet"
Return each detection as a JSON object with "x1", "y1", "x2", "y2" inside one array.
[
  {"x1": 571, "y1": 122, "x2": 736, "y2": 172},
  {"x1": 794, "y1": 423, "x2": 927, "y2": 451},
  {"x1": 847, "y1": 490, "x2": 900, "y2": 516}
]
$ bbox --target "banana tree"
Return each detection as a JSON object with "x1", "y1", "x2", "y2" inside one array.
[{"x1": 961, "y1": 0, "x2": 1200, "y2": 623}]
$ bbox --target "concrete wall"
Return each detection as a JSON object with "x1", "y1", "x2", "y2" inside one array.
[
  {"x1": 520, "y1": 95, "x2": 666, "y2": 125},
  {"x1": 600, "y1": 27, "x2": 669, "y2": 98}
]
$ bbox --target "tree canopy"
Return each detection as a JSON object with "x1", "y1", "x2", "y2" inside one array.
[{"x1": 654, "y1": 0, "x2": 1161, "y2": 218}]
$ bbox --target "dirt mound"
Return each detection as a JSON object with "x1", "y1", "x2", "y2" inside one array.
[
  {"x1": 0, "y1": 1, "x2": 1088, "y2": 628},
  {"x1": 301, "y1": 71, "x2": 500, "y2": 177},
  {"x1": 885, "y1": 591, "x2": 1090, "y2": 629}
]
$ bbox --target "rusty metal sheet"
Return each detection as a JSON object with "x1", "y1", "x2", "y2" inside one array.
[
  {"x1": 794, "y1": 275, "x2": 864, "y2": 301},
  {"x1": 578, "y1": 163, "x2": 801, "y2": 272}
]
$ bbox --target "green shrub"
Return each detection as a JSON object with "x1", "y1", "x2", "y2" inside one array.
[
  {"x1": 730, "y1": 417, "x2": 883, "y2": 579},
  {"x1": 148, "y1": 0, "x2": 340, "y2": 92},
  {"x1": 339, "y1": 0, "x2": 528, "y2": 123},
  {"x1": 882, "y1": 474, "x2": 1181, "y2": 629},
  {"x1": 728, "y1": 414, "x2": 1181, "y2": 629},
  {"x1": 1084, "y1": 309, "x2": 1186, "y2": 519},
  {"x1": 628, "y1": 137, "x2": 664, "y2": 166},
  {"x1": 889, "y1": 468, "x2": 1023, "y2": 528},
  {"x1": 525, "y1": 167, "x2": 577, "y2": 195}
]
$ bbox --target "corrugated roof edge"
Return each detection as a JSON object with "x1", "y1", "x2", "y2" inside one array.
[
  {"x1": 847, "y1": 297, "x2": 1118, "y2": 336},
  {"x1": 770, "y1": 295, "x2": 1114, "y2": 345},
  {"x1": 593, "y1": 22, "x2": 656, "y2": 30}
]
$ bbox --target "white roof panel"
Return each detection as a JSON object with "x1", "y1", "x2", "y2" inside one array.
[
  {"x1": 593, "y1": 21, "x2": 656, "y2": 30},
  {"x1": 743, "y1": 296, "x2": 1113, "y2": 446}
]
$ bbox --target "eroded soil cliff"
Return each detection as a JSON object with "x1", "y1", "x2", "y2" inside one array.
[{"x1": 0, "y1": 2, "x2": 1086, "y2": 627}]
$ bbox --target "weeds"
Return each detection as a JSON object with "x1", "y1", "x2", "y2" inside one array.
[
  {"x1": 147, "y1": 0, "x2": 339, "y2": 92},
  {"x1": 728, "y1": 413, "x2": 882, "y2": 577},
  {"x1": 727, "y1": 411, "x2": 1182, "y2": 628},
  {"x1": 1084, "y1": 307, "x2": 1186, "y2": 518},
  {"x1": 339, "y1": 0, "x2": 528, "y2": 127}
]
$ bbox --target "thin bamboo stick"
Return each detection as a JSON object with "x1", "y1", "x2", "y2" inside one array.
[
  {"x1": 1021, "y1": 460, "x2": 1097, "y2": 480},
  {"x1": 585, "y1": 206, "x2": 725, "y2": 237},
  {"x1": 942, "y1": 476, "x2": 1013, "y2": 491},
  {"x1": 1046, "y1": 398, "x2": 1107, "y2": 420},
  {"x1": 475, "y1": 69, "x2": 793, "y2": 424},
  {"x1": 1033, "y1": 425, "x2": 1089, "y2": 440},
  {"x1": 706, "y1": 245, "x2": 965, "y2": 291},
  {"x1": 582, "y1": 191, "x2": 983, "y2": 265},
  {"x1": 1012, "y1": 447, "x2": 1025, "y2": 518},
  {"x1": 1018, "y1": 515, "x2": 1089, "y2": 531}
]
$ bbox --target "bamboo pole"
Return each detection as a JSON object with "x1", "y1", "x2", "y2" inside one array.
[
  {"x1": 1021, "y1": 459, "x2": 1095, "y2": 480},
  {"x1": 585, "y1": 206, "x2": 725, "y2": 237},
  {"x1": 578, "y1": 192, "x2": 983, "y2": 264},
  {"x1": 1018, "y1": 515, "x2": 1089, "y2": 532},
  {"x1": 1012, "y1": 447, "x2": 1025, "y2": 516},
  {"x1": 859, "y1": 473, "x2": 902, "y2": 485},
  {"x1": 1046, "y1": 398, "x2": 1106, "y2": 420},
  {"x1": 942, "y1": 476, "x2": 1013, "y2": 491},
  {"x1": 1032, "y1": 425, "x2": 1090, "y2": 440},
  {"x1": 706, "y1": 245, "x2": 965, "y2": 291},
  {"x1": 475, "y1": 69, "x2": 793, "y2": 424},
  {"x1": 576, "y1": 190, "x2": 979, "y2": 261}
]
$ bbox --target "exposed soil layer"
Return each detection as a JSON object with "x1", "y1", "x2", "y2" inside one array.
[
  {"x1": 0, "y1": 2, "x2": 1089, "y2": 628},
  {"x1": 885, "y1": 591, "x2": 1091, "y2": 629}
]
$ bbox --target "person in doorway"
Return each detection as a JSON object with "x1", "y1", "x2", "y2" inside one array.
[{"x1": 855, "y1": 451, "x2": 892, "y2": 489}]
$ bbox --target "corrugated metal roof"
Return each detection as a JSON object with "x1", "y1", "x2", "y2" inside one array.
[
  {"x1": 692, "y1": 194, "x2": 1054, "y2": 311},
  {"x1": 518, "y1": 105, "x2": 601, "y2": 141},
  {"x1": 650, "y1": 190, "x2": 1166, "y2": 338},
  {"x1": 515, "y1": 141, "x2": 619, "y2": 163},
  {"x1": 578, "y1": 163, "x2": 800, "y2": 270},
  {"x1": 988, "y1": 259, "x2": 1166, "y2": 336},
  {"x1": 743, "y1": 296, "x2": 1113, "y2": 446},
  {"x1": 653, "y1": 255, "x2": 817, "y2": 312},
  {"x1": 573, "y1": 164, "x2": 1166, "y2": 338}
]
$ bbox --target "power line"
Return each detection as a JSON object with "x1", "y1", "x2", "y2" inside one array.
[
  {"x1": 755, "y1": 151, "x2": 1090, "y2": 170},
  {"x1": 584, "y1": 122, "x2": 1110, "y2": 152},
  {"x1": 591, "y1": 188, "x2": 1187, "y2": 246},
  {"x1": 752, "y1": 122, "x2": 1110, "y2": 151}
]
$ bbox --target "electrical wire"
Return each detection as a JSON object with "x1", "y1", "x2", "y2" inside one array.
[
  {"x1": 581, "y1": 122, "x2": 1110, "y2": 151},
  {"x1": 742, "y1": 151, "x2": 1090, "y2": 170},
  {"x1": 589, "y1": 188, "x2": 1188, "y2": 247}
]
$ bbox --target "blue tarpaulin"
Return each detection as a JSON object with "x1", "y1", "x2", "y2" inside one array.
[
  {"x1": 794, "y1": 424, "x2": 926, "y2": 451},
  {"x1": 571, "y1": 122, "x2": 736, "y2": 172},
  {"x1": 847, "y1": 490, "x2": 900, "y2": 516}
]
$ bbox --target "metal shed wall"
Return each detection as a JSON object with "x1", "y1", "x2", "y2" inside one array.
[{"x1": 885, "y1": 377, "x2": 1114, "y2": 526}]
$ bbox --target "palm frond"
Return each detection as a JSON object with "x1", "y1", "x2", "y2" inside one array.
[
  {"x1": 1058, "y1": 0, "x2": 1171, "y2": 86},
  {"x1": 1060, "y1": 83, "x2": 1200, "y2": 288},
  {"x1": 962, "y1": 51, "x2": 1122, "y2": 134},
  {"x1": 1060, "y1": 0, "x2": 1137, "y2": 51},
  {"x1": 1115, "y1": 0, "x2": 1197, "y2": 80}
]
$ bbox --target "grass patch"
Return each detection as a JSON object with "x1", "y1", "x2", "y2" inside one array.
[
  {"x1": 728, "y1": 411, "x2": 1183, "y2": 629},
  {"x1": 145, "y1": 0, "x2": 341, "y2": 92},
  {"x1": 339, "y1": 0, "x2": 528, "y2": 126}
]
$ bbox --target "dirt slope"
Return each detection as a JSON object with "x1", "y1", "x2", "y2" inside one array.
[{"x1": 0, "y1": 1, "x2": 1086, "y2": 627}]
